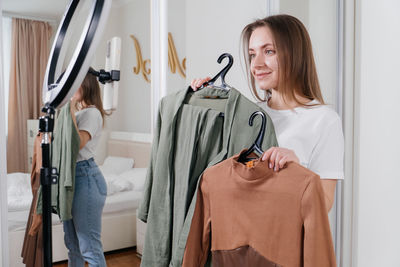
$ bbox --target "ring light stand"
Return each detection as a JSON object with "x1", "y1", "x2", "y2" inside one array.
[{"x1": 40, "y1": 0, "x2": 112, "y2": 266}]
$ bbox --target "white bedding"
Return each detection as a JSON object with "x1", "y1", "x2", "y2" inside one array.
[
  {"x1": 7, "y1": 162, "x2": 147, "y2": 232},
  {"x1": 7, "y1": 173, "x2": 33, "y2": 211},
  {"x1": 8, "y1": 190, "x2": 143, "y2": 232}
]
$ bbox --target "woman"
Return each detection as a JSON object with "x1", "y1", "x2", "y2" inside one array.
[
  {"x1": 191, "y1": 14, "x2": 344, "y2": 212},
  {"x1": 64, "y1": 67, "x2": 108, "y2": 266}
]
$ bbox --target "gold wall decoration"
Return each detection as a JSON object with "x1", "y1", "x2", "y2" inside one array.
[
  {"x1": 130, "y1": 33, "x2": 186, "y2": 83},
  {"x1": 130, "y1": 34, "x2": 151, "y2": 82},
  {"x1": 168, "y1": 32, "x2": 186, "y2": 78}
]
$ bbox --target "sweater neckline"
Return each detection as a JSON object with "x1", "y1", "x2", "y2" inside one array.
[{"x1": 231, "y1": 150, "x2": 274, "y2": 180}]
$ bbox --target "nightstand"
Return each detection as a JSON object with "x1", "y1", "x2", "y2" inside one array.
[{"x1": 136, "y1": 209, "x2": 147, "y2": 256}]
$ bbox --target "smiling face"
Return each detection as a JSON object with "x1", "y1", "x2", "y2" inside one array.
[{"x1": 248, "y1": 26, "x2": 279, "y2": 91}]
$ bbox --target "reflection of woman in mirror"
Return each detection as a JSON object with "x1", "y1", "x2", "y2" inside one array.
[
  {"x1": 63, "y1": 67, "x2": 109, "y2": 266},
  {"x1": 191, "y1": 14, "x2": 344, "y2": 212}
]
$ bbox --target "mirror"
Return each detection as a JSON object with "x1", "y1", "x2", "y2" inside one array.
[{"x1": 164, "y1": 0, "x2": 342, "y2": 262}]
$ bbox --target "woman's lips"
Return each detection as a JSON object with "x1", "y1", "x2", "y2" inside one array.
[{"x1": 255, "y1": 72, "x2": 271, "y2": 79}]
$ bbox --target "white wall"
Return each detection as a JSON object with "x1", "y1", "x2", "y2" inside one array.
[
  {"x1": 186, "y1": 0, "x2": 268, "y2": 101},
  {"x1": 308, "y1": 0, "x2": 338, "y2": 108},
  {"x1": 93, "y1": 0, "x2": 151, "y2": 134},
  {"x1": 280, "y1": 0, "x2": 338, "y2": 107},
  {"x1": 353, "y1": 1, "x2": 400, "y2": 266},
  {"x1": 167, "y1": 0, "x2": 186, "y2": 93},
  {"x1": 280, "y1": 0, "x2": 309, "y2": 26}
]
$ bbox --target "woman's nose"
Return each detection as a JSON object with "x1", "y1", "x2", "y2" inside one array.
[{"x1": 253, "y1": 53, "x2": 265, "y2": 67}]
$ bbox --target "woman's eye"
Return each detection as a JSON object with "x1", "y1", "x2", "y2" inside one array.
[
  {"x1": 266, "y1": 49, "x2": 275, "y2": 55},
  {"x1": 249, "y1": 54, "x2": 255, "y2": 59}
]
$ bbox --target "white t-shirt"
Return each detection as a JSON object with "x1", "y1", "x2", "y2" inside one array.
[
  {"x1": 75, "y1": 107, "x2": 103, "y2": 162},
  {"x1": 259, "y1": 100, "x2": 344, "y2": 179}
]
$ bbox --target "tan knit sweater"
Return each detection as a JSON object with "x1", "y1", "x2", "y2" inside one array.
[{"x1": 182, "y1": 152, "x2": 336, "y2": 267}]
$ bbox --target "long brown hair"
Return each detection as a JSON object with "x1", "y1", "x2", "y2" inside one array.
[
  {"x1": 79, "y1": 67, "x2": 109, "y2": 124},
  {"x1": 241, "y1": 14, "x2": 324, "y2": 105}
]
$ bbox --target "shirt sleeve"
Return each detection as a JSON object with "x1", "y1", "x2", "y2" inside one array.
[
  {"x1": 137, "y1": 99, "x2": 163, "y2": 222},
  {"x1": 308, "y1": 113, "x2": 344, "y2": 179},
  {"x1": 76, "y1": 108, "x2": 102, "y2": 139},
  {"x1": 182, "y1": 176, "x2": 211, "y2": 267},
  {"x1": 301, "y1": 174, "x2": 337, "y2": 267}
]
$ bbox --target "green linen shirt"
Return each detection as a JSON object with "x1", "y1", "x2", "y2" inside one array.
[{"x1": 37, "y1": 102, "x2": 80, "y2": 221}]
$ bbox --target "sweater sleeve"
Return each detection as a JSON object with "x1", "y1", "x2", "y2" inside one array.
[
  {"x1": 182, "y1": 176, "x2": 211, "y2": 267},
  {"x1": 137, "y1": 99, "x2": 163, "y2": 222},
  {"x1": 301, "y1": 174, "x2": 336, "y2": 267}
]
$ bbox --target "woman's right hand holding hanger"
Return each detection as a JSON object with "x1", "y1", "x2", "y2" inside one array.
[{"x1": 190, "y1": 77, "x2": 211, "y2": 91}]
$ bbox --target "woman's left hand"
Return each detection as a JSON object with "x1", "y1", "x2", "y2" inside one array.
[
  {"x1": 261, "y1": 147, "x2": 299, "y2": 172},
  {"x1": 70, "y1": 97, "x2": 78, "y2": 114}
]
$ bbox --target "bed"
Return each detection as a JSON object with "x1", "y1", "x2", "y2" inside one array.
[{"x1": 7, "y1": 136, "x2": 151, "y2": 267}]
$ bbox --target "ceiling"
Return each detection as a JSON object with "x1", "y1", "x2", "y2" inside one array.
[
  {"x1": 2, "y1": 0, "x2": 70, "y2": 21},
  {"x1": 2, "y1": 0, "x2": 129, "y2": 21}
]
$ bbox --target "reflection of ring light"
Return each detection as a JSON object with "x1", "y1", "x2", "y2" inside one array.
[
  {"x1": 42, "y1": 0, "x2": 112, "y2": 108},
  {"x1": 39, "y1": 1, "x2": 112, "y2": 266}
]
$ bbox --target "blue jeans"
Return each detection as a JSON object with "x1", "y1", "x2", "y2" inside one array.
[{"x1": 63, "y1": 158, "x2": 107, "y2": 267}]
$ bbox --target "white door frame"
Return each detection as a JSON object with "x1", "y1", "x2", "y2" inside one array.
[
  {"x1": 150, "y1": 0, "x2": 168, "y2": 135},
  {"x1": 0, "y1": 2, "x2": 11, "y2": 265},
  {"x1": 340, "y1": 0, "x2": 358, "y2": 265}
]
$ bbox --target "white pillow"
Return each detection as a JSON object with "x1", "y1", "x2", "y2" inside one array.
[
  {"x1": 99, "y1": 165, "x2": 115, "y2": 177},
  {"x1": 103, "y1": 173, "x2": 134, "y2": 195},
  {"x1": 119, "y1": 168, "x2": 147, "y2": 192},
  {"x1": 7, "y1": 172, "x2": 33, "y2": 211},
  {"x1": 101, "y1": 156, "x2": 134, "y2": 175},
  {"x1": 7, "y1": 172, "x2": 31, "y2": 197}
]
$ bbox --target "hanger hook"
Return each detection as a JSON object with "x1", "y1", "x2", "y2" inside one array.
[
  {"x1": 217, "y1": 53, "x2": 233, "y2": 87},
  {"x1": 206, "y1": 53, "x2": 234, "y2": 88},
  {"x1": 249, "y1": 111, "x2": 266, "y2": 154}
]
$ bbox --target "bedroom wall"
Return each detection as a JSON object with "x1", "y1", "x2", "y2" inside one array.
[
  {"x1": 90, "y1": 0, "x2": 152, "y2": 164},
  {"x1": 185, "y1": 0, "x2": 268, "y2": 101},
  {"x1": 280, "y1": 0, "x2": 338, "y2": 108},
  {"x1": 166, "y1": 0, "x2": 186, "y2": 94},
  {"x1": 92, "y1": 0, "x2": 151, "y2": 135}
]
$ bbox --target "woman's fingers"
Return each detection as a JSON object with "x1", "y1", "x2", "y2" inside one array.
[
  {"x1": 261, "y1": 147, "x2": 275, "y2": 163},
  {"x1": 195, "y1": 79, "x2": 203, "y2": 88},
  {"x1": 197, "y1": 77, "x2": 211, "y2": 88},
  {"x1": 274, "y1": 151, "x2": 284, "y2": 171},
  {"x1": 191, "y1": 78, "x2": 202, "y2": 90},
  {"x1": 262, "y1": 147, "x2": 296, "y2": 171},
  {"x1": 278, "y1": 156, "x2": 288, "y2": 170},
  {"x1": 269, "y1": 149, "x2": 278, "y2": 170},
  {"x1": 190, "y1": 79, "x2": 196, "y2": 90},
  {"x1": 191, "y1": 77, "x2": 212, "y2": 91}
]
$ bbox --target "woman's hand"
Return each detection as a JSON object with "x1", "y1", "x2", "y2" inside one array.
[
  {"x1": 261, "y1": 147, "x2": 299, "y2": 172},
  {"x1": 190, "y1": 77, "x2": 211, "y2": 91},
  {"x1": 70, "y1": 96, "x2": 78, "y2": 114}
]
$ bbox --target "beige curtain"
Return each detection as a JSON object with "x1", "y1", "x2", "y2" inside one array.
[{"x1": 7, "y1": 18, "x2": 52, "y2": 173}]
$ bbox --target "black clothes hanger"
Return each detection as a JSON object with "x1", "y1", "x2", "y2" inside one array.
[
  {"x1": 196, "y1": 53, "x2": 234, "y2": 90},
  {"x1": 238, "y1": 111, "x2": 267, "y2": 163}
]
